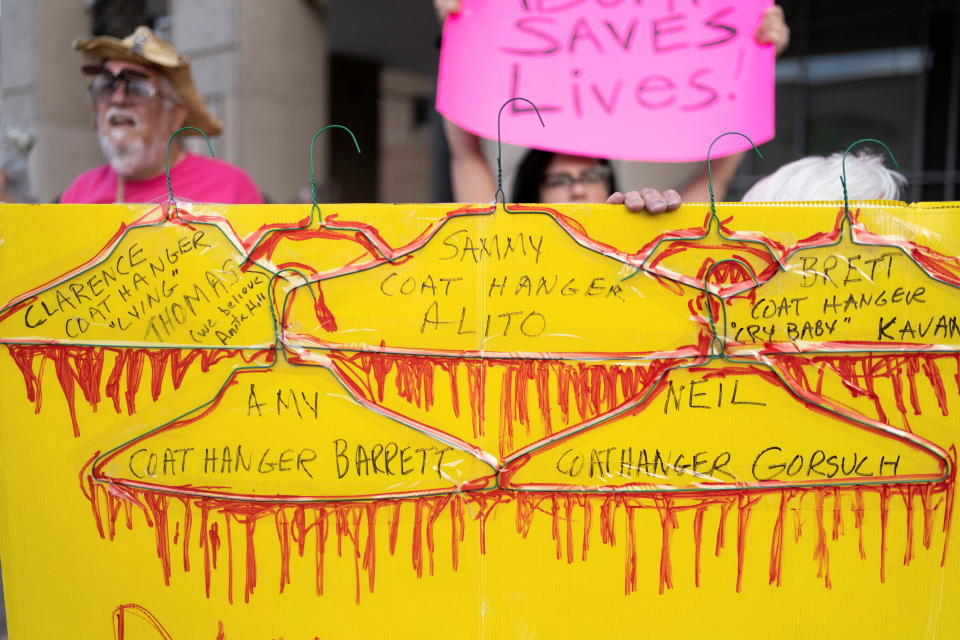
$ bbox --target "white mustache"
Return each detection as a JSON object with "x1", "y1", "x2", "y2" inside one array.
[{"x1": 104, "y1": 107, "x2": 141, "y2": 130}]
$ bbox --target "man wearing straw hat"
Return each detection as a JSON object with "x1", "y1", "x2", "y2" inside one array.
[{"x1": 62, "y1": 26, "x2": 263, "y2": 204}]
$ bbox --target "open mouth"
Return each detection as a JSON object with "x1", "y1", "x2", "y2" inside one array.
[{"x1": 106, "y1": 109, "x2": 139, "y2": 128}]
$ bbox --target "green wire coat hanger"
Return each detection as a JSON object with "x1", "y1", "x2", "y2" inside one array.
[
  {"x1": 90, "y1": 260, "x2": 499, "y2": 504},
  {"x1": 165, "y1": 126, "x2": 215, "y2": 209},
  {"x1": 839, "y1": 137, "x2": 899, "y2": 236},
  {"x1": 628, "y1": 131, "x2": 781, "y2": 290},
  {"x1": 304, "y1": 126, "x2": 397, "y2": 261},
  {"x1": 700, "y1": 136, "x2": 960, "y2": 359},
  {"x1": 792, "y1": 138, "x2": 960, "y2": 290},
  {"x1": 160, "y1": 126, "x2": 249, "y2": 253},
  {"x1": 495, "y1": 96, "x2": 545, "y2": 209},
  {"x1": 280, "y1": 97, "x2": 639, "y2": 298},
  {"x1": 308, "y1": 124, "x2": 361, "y2": 230},
  {"x1": 242, "y1": 124, "x2": 400, "y2": 267},
  {"x1": 489, "y1": 97, "x2": 646, "y2": 266},
  {"x1": 0, "y1": 127, "x2": 255, "y2": 327},
  {"x1": 707, "y1": 131, "x2": 762, "y2": 219},
  {"x1": 710, "y1": 137, "x2": 960, "y2": 358},
  {"x1": 502, "y1": 253, "x2": 952, "y2": 492}
]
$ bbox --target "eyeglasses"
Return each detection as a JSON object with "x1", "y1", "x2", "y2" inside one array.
[
  {"x1": 84, "y1": 66, "x2": 171, "y2": 105},
  {"x1": 541, "y1": 165, "x2": 612, "y2": 189}
]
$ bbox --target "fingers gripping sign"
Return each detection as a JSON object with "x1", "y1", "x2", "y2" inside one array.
[{"x1": 606, "y1": 188, "x2": 682, "y2": 214}]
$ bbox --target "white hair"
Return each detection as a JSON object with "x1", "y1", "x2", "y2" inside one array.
[{"x1": 741, "y1": 152, "x2": 907, "y2": 202}]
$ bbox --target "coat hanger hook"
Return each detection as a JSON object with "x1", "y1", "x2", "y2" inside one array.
[
  {"x1": 706, "y1": 131, "x2": 762, "y2": 219},
  {"x1": 165, "y1": 126, "x2": 214, "y2": 207},
  {"x1": 495, "y1": 97, "x2": 545, "y2": 207},
  {"x1": 841, "y1": 138, "x2": 899, "y2": 225},
  {"x1": 309, "y1": 124, "x2": 362, "y2": 227}
]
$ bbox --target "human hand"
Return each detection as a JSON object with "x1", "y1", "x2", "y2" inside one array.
[
  {"x1": 756, "y1": 5, "x2": 790, "y2": 56},
  {"x1": 435, "y1": 0, "x2": 461, "y2": 22},
  {"x1": 607, "y1": 188, "x2": 681, "y2": 214}
]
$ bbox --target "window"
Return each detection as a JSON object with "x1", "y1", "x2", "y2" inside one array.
[{"x1": 731, "y1": 0, "x2": 959, "y2": 201}]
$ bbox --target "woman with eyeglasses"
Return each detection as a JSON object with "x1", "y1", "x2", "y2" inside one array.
[
  {"x1": 444, "y1": 118, "x2": 682, "y2": 214},
  {"x1": 513, "y1": 151, "x2": 631, "y2": 207}
]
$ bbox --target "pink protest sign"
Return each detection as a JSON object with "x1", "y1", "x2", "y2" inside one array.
[{"x1": 437, "y1": 0, "x2": 775, "y2": 162}]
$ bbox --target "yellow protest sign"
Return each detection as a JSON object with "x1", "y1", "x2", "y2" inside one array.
[{"x1": 0, "y1": 200, "x2": 957, "y2": 639}]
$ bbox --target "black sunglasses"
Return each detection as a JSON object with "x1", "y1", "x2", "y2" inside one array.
[{"x1": 83, "y1": 64, "x2": 172, "y2": 104}]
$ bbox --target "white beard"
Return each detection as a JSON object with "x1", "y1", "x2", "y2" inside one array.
[{"x1": 97, "y1": 107, "x2": 165, "y2": 179}]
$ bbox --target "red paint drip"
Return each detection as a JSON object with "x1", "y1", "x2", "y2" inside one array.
[
  {"x1": 329, "y1": 351, "x2": 677, "y2": 457},
  {"x1": 735, "y1": 494, "x2": 760, "y2": 593},
  {"x1": 776, "y1": 354, "x2": 956, "y2": 431},
  {"x1": 693, "y1": 504, "x2": 707, "y2": 587},
  {"x1": 813, "y1": 489, "x2": 832, "y2": 588},
  {"x1": 86, "y1": 482, "x2": 493, "y2": 603},
  {"x1": 655, "y1": 496, "x2": 679, "y2": 594},
  {"x1": 853, "y1": 487, "x2": 867, "y2": 559},
  {"x1": 769, "y1": 490, "x2": 798, "y2": 586},
  {"x1": 66, "y1": 341, "x2": 957, "y2": 599},
  {"x1": 6, "y1": 345, "x2": 271, "y2": 436},
  {"x1": 507, "y1": 484, "x2": 952, "y2": 596}
]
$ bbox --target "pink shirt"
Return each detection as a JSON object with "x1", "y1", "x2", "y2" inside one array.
[{"x1": 61, "y1": 153, "x2": 264, "y2": 204}]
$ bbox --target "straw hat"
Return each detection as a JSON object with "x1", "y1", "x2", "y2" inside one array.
[{"x1": 73, "y1": 26, "x2": 222, "y2": 136}]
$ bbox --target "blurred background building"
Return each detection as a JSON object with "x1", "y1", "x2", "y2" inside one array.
[{"x1": 0, "y1": 0, "x2": 957, "y2": 206}]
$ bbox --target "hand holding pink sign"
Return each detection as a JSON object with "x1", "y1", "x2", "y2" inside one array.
[{"x1": 437, "y1": 0, "x2": 776, "y2": 163}]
